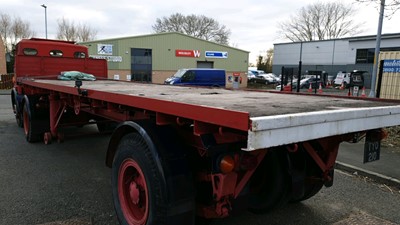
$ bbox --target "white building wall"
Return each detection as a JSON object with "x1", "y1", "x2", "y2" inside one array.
[
  {"x1": 273, "y1": 42, "x2": 302, "y2": 64},
  {"x1": 274, "y1": 39, "x2": 354, "y2": 65},
  {"x1": 333, "y1": 40, "x2": 353, "y2": 64}
]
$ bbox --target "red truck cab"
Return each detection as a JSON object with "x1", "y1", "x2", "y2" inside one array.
[{"x1": 14, "y1": 38, "x2": 107, "y2": 79}]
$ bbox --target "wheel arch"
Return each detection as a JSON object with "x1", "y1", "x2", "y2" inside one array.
[{"x1": 106, "y1": 120, "x2": 163, "y2": 181}]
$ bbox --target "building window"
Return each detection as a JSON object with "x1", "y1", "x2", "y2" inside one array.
[
  {"x1": 356, "y1": 47, "x2": 400, "y2": 64},
  {"x1": 356, "y1": 49, "x2": 374, "y2": 64}
]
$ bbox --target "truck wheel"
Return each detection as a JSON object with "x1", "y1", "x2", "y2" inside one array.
[
  {"x1": 112, "y1": 133, "x2": 167, "y2": 225},
  {"x1": 248, "y1": 150, "x2": 290, "y2": 214},
  {"x1": 23, "y1": 100, "x2": 43, "y2": 142},
  {"x1": 290, "y1": 152, "x2": 324, "y2": 203},
  {"x1": 292, "y1": 181, "x2": 323, "y2": 202},
  {"x1": 11, "y1": 91, "x2": 23, "y2": 128}
]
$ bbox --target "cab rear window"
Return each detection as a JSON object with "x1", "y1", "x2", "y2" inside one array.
[
  {"x1": 74, "y1": 52, "x2": 86, "y2": 58},
  {"x1": 23, "y1": 48, "x2": 38, "y2": 56},
  {"x1": 50, "y1": 50, "x2": 63, "y2": 57}
]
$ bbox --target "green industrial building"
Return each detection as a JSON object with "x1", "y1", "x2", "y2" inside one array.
[{"x1": 80, "y1": 32, "x2": 249, "y2": 88}]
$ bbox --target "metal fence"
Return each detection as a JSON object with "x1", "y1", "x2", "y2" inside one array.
[{"x1": 0, "y1": 74, "x2": 14, "y2": 89}]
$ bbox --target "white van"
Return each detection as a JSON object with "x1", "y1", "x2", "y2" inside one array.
[{"x1": 334, "y1": 72, "x2": 350, "y2": 87}]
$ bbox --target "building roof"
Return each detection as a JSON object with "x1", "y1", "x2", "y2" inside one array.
[{"x1": 274, "y1": 32, "x2": 400, "y2": 46}]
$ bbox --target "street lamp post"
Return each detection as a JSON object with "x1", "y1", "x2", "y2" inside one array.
[
  {"x1": 369, "y1": 0, "x2": 385, "y2": 98},
  {"x1": 41, "y1": 4, "x2": 47, "y2": 39}
]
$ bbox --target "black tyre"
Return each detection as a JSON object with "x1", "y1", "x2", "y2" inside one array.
[
  {"x1": 22, "y1": 96, "x2": 50, "y2": 143},
  {"x1": 290, "y1": 149, "x2": 324, "y2": 203},
  {"x1": 11, "y1": 91, "x2": 23, "y2": 128},
  {"x1": 23, "y1": 100, "x2": 43, "y2": 142},
  {"x1": 112, "y1": 133, "x2": 166, "y2": 225},
  {"x1": 248, "y1": 150, "x2": 291, "y2": 214}
]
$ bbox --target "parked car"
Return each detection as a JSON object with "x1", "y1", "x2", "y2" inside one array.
[
  {"x1": 250, "y1": 73, "x2": 277, "y2": 84},
  {"x1": 334, "y1": 71, "x2": 350, "y2": 87},
  {"x1": 277, "y1": 78, "x2": 323, "y2": 90},
  {"x1": 349, "y1": 71, "x2": 367, "y2": 89},
  {"x1": 334, "y1": 70, "x2": 367, "y2": 88},
  {"x1": 275, "y1": 79, "x2": 298, "y2": 90},
  {"x1": 164, "y1": 68, "x2": 226, "y2": 87},
  {"x1": 247, "y1": 70, "x2": 257, "y2": 81},
  {"x1": 266, "y1": 73, "x2": 281, "y2": 84}
]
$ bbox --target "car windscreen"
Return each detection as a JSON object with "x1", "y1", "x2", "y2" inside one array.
[{"x1": 173, "y1": 69, "x2": 188, "y2": 78}]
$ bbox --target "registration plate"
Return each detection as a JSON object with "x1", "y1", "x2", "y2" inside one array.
[{"x1": 363, "y1": 131, "x2": 381, "y2": 163}]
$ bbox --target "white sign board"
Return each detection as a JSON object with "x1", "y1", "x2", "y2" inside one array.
[{"x1": 97, "y1": 44, "x2": 113, "y2": 55}]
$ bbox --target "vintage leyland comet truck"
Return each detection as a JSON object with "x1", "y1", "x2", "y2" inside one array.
[{"x1": 10, "y1": 38, "x2": 400, "y2": 224}]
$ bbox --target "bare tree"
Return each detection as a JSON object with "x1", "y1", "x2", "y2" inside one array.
[
  {"x1": 10, "y1": 17, "x2": 35, "y2": 48},
  {"x1": 153, "y1": 13, "x2": 231, "y2": 45},
  {"x1": 78, "y1": 24, "x2": 98, "y2": 42},
  {"x1": 0, "y1": 13, "x2": 11, "y2": 52},
  {"x1": 355, "y1": 0, "x2": 400, "y2": 17},
  {"x1": 0, "y1": 12, "x2": 35, "y2": 52},
  {"x1": 56, "y1": 17, "x2": 97, "y2": 42},
  {"x1": 278, "y1": 2, "x2": 363, "y2": 42}
]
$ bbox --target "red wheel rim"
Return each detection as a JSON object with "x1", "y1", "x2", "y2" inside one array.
[
  {"x1": 118, "y1": 159, "x2": 149, "y2": 225},
  {"x1": 23, "y1": 107, "x2": 29, "y2": 136}
]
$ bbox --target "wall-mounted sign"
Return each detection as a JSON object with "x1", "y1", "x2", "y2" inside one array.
[
  {"x1": 97, "y1": 44, "x2": 113, "y2": 55},
  {"x1": 205, "y1": 51, "x2": 228, "y2": 59},
  {"x1": 90, "y1": 55, "x2": 122, "y2": 62},
  {"x1": 383, "y1": 59, "x2": 400, "y2": 73},
  {"x1": 175, "y1": 49, "x2": 201, "y2": 58}
]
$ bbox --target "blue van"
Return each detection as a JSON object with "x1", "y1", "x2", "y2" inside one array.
[{"x1": 164, "y1": 68, "x2": 226, "y2": 87}]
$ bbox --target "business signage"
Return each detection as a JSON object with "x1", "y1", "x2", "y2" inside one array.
[
  {"x1": 383, "y1": 59, "x2": 400, "y2": 73},
  {"x1": 97, "y1": 44, "x2": 113, "y2": 55},
  {"x1": 205, "y1": 51, "x2": 228, "y2": 59},
  {"x1": 175, "y1": 49, "x2": 201, "y2": 58},
  {"x1": 90, "y1": 55, "x2": 122, "y2": 62}
]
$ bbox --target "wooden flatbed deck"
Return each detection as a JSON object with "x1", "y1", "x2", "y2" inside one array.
[{"x1": 28, "y1": 79, "x2": 397, "y2": 116}]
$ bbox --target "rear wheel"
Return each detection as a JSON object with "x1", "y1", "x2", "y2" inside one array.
[
  {"x1": 112, "y1": 133, "x2": 165, "y2": 225},
  {"x1": 22, "y1": 96, "x2": 50, "y2": 143},
  {"x1": 290, "y1": 148, "x2": 324, "y2": 203},
  {"x1": 11, "y1": 92, "x2": 23, "y2": 128},
  {"x1": 23, "y1": 100, "x2": 43, "y2": 142},
  {"x1": 248, "y1": 150, "x2": 291, "y2": 213}
]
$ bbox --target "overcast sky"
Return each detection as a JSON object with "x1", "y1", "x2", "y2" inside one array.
[{"x1": 1, "y1": 0, "x2": 399, "y2": 64}]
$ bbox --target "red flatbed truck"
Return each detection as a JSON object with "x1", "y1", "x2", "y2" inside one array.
[{"x1": 10, "y1": 38, "x2": 400, "y2": 224}]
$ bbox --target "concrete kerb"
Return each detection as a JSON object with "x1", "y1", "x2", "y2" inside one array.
[
  {"x1": 336, "y1": 161, "x2": 400, "y2": 189},
  {"x1": 0, "y1": 89, "x2": 11, "y2": 95}
]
